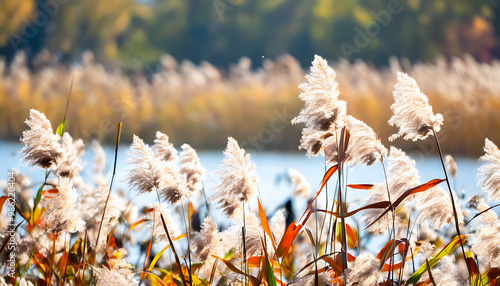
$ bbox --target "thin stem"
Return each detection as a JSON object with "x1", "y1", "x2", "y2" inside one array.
[
  {"x1": 94, "y1": 122, "x2": 122, "y2": 264},
  {"x1": 181, "y1": 200, "x2": 193, "y2": 286},
  {"x1": 338, "y1": 162, "x2": 348, "y2": 285},
  {"x1": 242, "y1": 201, "x2": 248, "y2": 286},
  {"x1": 201, "y1": 182, "x2": 210, "y2": 218},
  {"x1": 432, "y1": 129, "x2": 469, "y2": 276},
  {"x1": 381, "y1": 160, "x2": 397, "y2": 283}
]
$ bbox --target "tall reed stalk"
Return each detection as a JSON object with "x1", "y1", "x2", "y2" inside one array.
[{"x1": 432, "y1": 129, "x2": 469, "y2": 276}]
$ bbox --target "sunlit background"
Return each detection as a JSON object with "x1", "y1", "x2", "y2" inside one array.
[{"x1": 0, "y1": 0, "x2": 499, "y2": 154}]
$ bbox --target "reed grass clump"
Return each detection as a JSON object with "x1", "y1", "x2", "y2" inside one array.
[{"x1": 2, "y1": 54, "x2": 500, "y2": 286}]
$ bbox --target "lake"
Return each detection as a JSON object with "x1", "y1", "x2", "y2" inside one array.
[{"x1": 0, "y1": 140, "x2": 486, "y2": 215}]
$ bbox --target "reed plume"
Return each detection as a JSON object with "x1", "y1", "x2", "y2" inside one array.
[
  {"x1": 39, "y1": 177, "x2": 85, "y2": 233},
  {"x1": 345, "y1": 253, "x2": 383, "y2": 285},
  {"x1": 56, "y1": 132, "x2": 85, "y2": 181},
  {"x1": 91, "y1": 140, "x2": 107, "y2": 184},
  {"x1": 326, "y1": 115, "x2": 387, "y2": 166},
  {"x1": 146, "y1": 203, "x2": 180, "y2": 242},
  {"x1": 126, "y1": 134, "x2": 163, "y2": 194},
  {"x1": 126, "y1": 134, "x2": 188, "y2": 204},
  {"x1": 361, "y1": 147, "x2": 420, "y2": 233},
  {"x1": 289, "y1": 168, "x2": 311, "y2": 199},
  {"x1": 89, "y1": 184, "x2": 126, "y2": 228},
  {"x1": 292, "y1": 55, "x2": 347, "y2": 156},
  {"x1": 445, "y1": 154, "x2": 458, "y2": 178},
  {"x1": 388, "y1": 72, "x2": 443, "y2": 142},
  {"x1": 478, "y1": 138, "x2": 500, "y2": 201},
  {"x1": 179, "y1": 143, "x2": 206, "y2": 195},
  {"x1": 211, "y1": 137, "x2": 258, "y2": 218},
  {"x1": 154, "y1": 131, "x2": 177, "y2": 163},
  {"x1": 415, "y1": 186, "x2": 464, "y2": 230},
  {"x1": 20, "y1": 109, "x2": 62, "y2": 169},
  {"x1": 94, "y1": 249, "x2": 136, "y2": 286}
]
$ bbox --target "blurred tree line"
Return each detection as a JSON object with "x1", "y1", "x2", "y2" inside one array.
[{"x1": 1, "y1": 0, "x2": 500, "y2": 69}]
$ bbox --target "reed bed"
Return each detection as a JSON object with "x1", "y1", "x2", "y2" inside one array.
[
  {"x1": 1, "y1": 51, "x2": 500, "y2": 155},
  {"x1": 1, "y1": 54, "x2": 500, "y2": 286}
]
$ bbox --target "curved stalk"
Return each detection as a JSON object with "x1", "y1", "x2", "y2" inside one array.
[{"x1": 432, "y1": 129, "x2": 469, "y2": 277}]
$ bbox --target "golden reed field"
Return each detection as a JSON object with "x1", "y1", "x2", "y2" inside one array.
[
  {"x1": 1, "y1": 51, "x2": 500, "y2": 155},
  {"x1": 1, "y1": 53, "x2": 500, "y2": 285}
]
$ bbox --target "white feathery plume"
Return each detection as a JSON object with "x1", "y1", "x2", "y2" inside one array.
[
  {"x1": 421, "y1": 256, "x2": 467, "y2": 286},
  {"x1": 191, "y1": 217, "x2": 228, "y2": 277},
  {"x1": 211, "y1": 137, "x2": 258, "y2": 218},
  {"x1": 346, "y1": 116, "x2": 387, "y2": 166},
  {"x1": 154, "y1": 131, "x2": 177, "y2": 163},
  {"x1": 386, "y1": 147, "x2": 421, "y2": 199},
  {"x1": 221, "y1": 213, "x2": 265, "y2": 258},
  {"x1": 415, "y1": 186, "x2": 464, "y2": 230},
  {"x1": 361, "y1": 182, "x2": 396, "y2": 233},
  {"x1": 289, "y1": 169, "x2": 311, "y2": 199},
  {"x1": 288, "y1": 271, "x2": 334, "y2": 286},
  {"x1": 158, "y1": 162, "x2": 190, "y2": 205},
  {"x1": 468, "y1": 196, "x2": 499, "y2": 227},
  {"x1": 470, "y1": 224, "x2": 500, "y2": 268},
  {"x1": 388, "y1": 72, "x2": 444, "y2": 141},
  {"x1": 89, "y1": 184, "x2": 126, "y2": 228},
  {"x1": 179, "y1": 143, "x2": 206, "y2": 195},
  {"x1": 56, "y1": 132, "x2": 85, "y2": 180},
  {"x1": 126, "y1": 134, "x2": 189, "y2": 204},
  {"x1": 20, "y1": 109, "x2": 62, "y2": 169},
  {"x1": 478, "y1": 138, "x2": 500, "y2": 201},
  {"x1": 361, "y1": 147, "x2": 419, "y2": 233},
  {"x1": 191, "y1": 217, "x2": 227, "y2": 279},
  {"x1": 469, "y1": 196, "x2": 500, "y2": 268},
  {"x1": 95, "y1": 249, "x2": 136, "y2": 286},
  {"x1": 445, "y1": 154, "x2": 458, "y2": 178},
  {"x1": 39, "y1": 177, "x2": 85, "y2": 233},
  {"x1": 326, "y1": 115, "x2": 387, "y2": 166},
  {"x1": 126, "y1": 134, "x2": 164, "y2": 194},
  {"x1": 91, "y1": 140, "x2": 106, "y2": 184},
  {"x1": 292, "y1": 55, "x2": 347, "y2": 156},
  {"x1": 191, "y1": 217, "x2": 222, "y2": 264},
  {"x1": 346, "y1": 253, "x2": 383, "y2": 285},
  {"x1": 18, "y1": 278, "x2": 34, "y2": 286},
  {"x1": 146, "y1": 203, "x2": 180, "y2": 242},
  {"x1": 417, "y1": 241, "x2": 436, "y2": 262}
]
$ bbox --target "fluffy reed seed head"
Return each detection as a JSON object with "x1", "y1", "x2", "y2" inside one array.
[
  {"x1": 289, "y1": 168, "x2": 311, "y2": 199},
  {"x1": 415, "y1": 186, "x2": 464, "y2": 230},
  {"x1": 91, "y1": 140, "x2": 106, "y2": 180},
  {"x1": 212, "y1": 137, "x2": 258, "y2": 218},
  {"x1": 361, "y1": 182, "x2": 397, "y2": 234},
  {"x1": 470, "y1": 224, "x2": 500, "y2": 268},
  {"x1": 179, "y1": 143, "x2": 206, "y2": 195},
  {"x1": 20, "y1": 109, "x2": 62, "y2": 169},
  {"x1": 346, "y1": 253, "x2": 383, "y2": 285},
  {"x1": 146, "y1": 204, "x2": 180, "y2": 242},
  {"x1": 388, "y1": 72, "x2": 443, "y2": 142},
  {"x1": 478, "y1": 138, "x2": 500, "y2": 201},
  {"x1": 326, "y1": 115, "x2": 387, "y2": 166},
  {"x1": 126, "y1": 135, "x2": 163, "y2": 194},
  {"x1": 191, "y1": 217, "x2": 222, "y2": 264},
  {"x1": 95, "y1": 249, "x2": 136, "y2": 286},
  {"x1": 40, "y1": 177, "x2": 85, "y2": 234},
  {"x1": 445, "y1": 154, "x2": 458, "y2": 178},
  {"x1": 127, "y1": 134, "x2": 189, "y2": 204},
  {"x1": 361, "y1": 147, "x2": 419, "y2": 233},
  {"x1": 89, "y1": 184, "x2": 126, "y2": 228},
  {"x1": 387, "y1": 147, "x2": 421, "y2": 199},
  {"x1": 154, "y1": 131, "x2": 177, "y2": 163},
  {"x1": 292, "y1": 55, "x2": 347, "y2": 156},
  {"x1": 56, "y1": 132, "x2": 85, "y2": 179}
]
